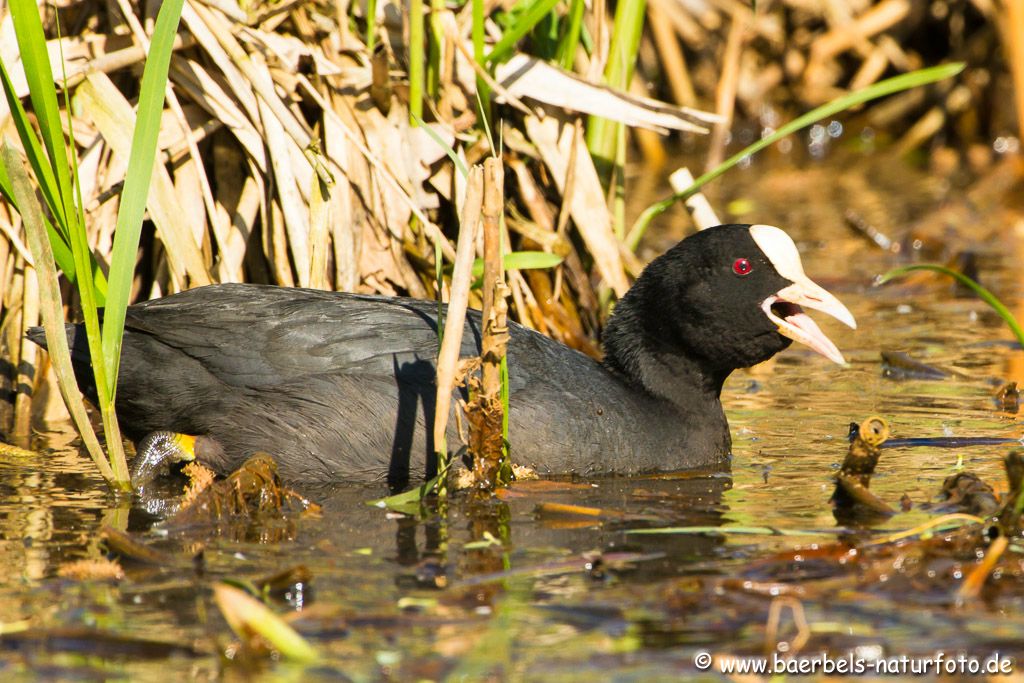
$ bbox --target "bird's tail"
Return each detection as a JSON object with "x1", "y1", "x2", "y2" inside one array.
[{"x1": 26, "y1": 323, "x2": 98, "y2": 403}]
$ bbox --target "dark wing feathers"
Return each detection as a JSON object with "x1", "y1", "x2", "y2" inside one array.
[{"x1": 122, "y1": 284, "x2": 485, "y2": 387}]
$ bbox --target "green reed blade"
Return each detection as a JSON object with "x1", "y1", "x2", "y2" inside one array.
[
  {"x1": 101, "y1": 0, "x2": 186, "y2": 397},
  {"x1": 879, "y1": 263, "x2": 1024, "y2": 347},
  {"x1": 628, "y1": 62, "x2": 966, "y2": 250}
]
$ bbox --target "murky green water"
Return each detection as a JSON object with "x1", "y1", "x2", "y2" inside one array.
[{"x1": 3, "y1": 151, "x2": 1024, "y2": 680}]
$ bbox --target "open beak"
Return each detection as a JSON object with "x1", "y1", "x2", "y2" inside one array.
[{"x1": 761, "y1": 276, "x2": 857, "y2": 365}]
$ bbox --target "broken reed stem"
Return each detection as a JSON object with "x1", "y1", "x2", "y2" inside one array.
[
  {"x1": 480, "y1": 158, "x2": 504, "y2": 393},
  {"x1": 473, "y1": 156, "x2": 508, "y2": 488},
  {"x1": 433, "y1": 165, "x2": 484, "y2": 485},
  {"x1": 669, "y1": 167, "x2": 720, "y2": 230}
]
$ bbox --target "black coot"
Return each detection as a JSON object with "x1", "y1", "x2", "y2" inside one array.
[{"x1": 32, "y1": 224, "x2": 855, "y2": 486}]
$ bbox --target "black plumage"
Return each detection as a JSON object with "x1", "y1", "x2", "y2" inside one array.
[{"x1": 30, "y1": 224, "x2": 854, "y2": 484}]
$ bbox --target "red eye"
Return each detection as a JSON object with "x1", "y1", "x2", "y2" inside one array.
[{"x1": 732, "y1": 258, "x2": 752, "y2": 275}]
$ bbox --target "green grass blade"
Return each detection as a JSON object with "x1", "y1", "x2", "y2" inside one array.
[
  {"x1": 626, "y1": 525, "x2": 825, "y2": 537},
  {"x1": 0, "y1": 60, "x2": 106, "y2": 295},
  {"x1": 367, "y1": 473, "x2": 442, "y2": 515},
  {"x1": 366, "y1": 0, "x2": 379, "y2": 50},
  {"x1": 585, "y1": 0, "x2": 646, "y2": 165},
  {"x1": 428, "y1": 0, "x2": 444, "y2": 97},
  {"x1": 8, "y1": 0, "x2": 78, "y2": 230},
  {"x1": 471, "y1": 250, "x2": 563, "y2": 277},
  {"x1": 100, "y1": 0, "x2": 186, "y2": 396},
  {"x1": 628, "y1": 62, "x2": 966, "y2": 250},
  {"x1": 485, "y1": 0, "x2": 563, "y2": 65},
  {"x1": 0, "y1": 157, "x2": 78, "y2": 281},
  {"x1": 556, "y1": 0, "x2": 585, "y2": 70},
  {"x1": 472, "y1": 0, "x2": 490, "y2": 111},
  {"x1": 0, "y1": 58, "x2": 67, "y2": 240},
  {"x1": 213, "y1": 584, "x2": 319, "y2": 663},
  {"x1": 9, "y1": 0, "x2": 118, "y2": 482},
  {"x1": 412, "y1": 112, "x2": 469, "y2": 178},
  {"x1": 48, "y1": 66, "x2": 113, "y2": 484},
  {"x1": 878, "y1": 263, "x2": 1024, "y2": 347},
  {"x1": 1, "y1": 142, "x2": 114, "y2": 482},
  {"x1": 53, "y1": 18, "x2": 100, "y2": 304},
  {"x1": 409, "y1": 0, "x2": 425, "y2": 124},
  {"x1": 6, "y1": 0, "x2": 108, "y2": 294}
]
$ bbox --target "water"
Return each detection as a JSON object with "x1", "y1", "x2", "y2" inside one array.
[{"x1": 3, "y1": 152, "x2": 1024, "y2": 680}]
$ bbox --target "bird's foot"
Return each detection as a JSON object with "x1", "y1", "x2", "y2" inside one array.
[{"x1": 131, "y1": 431, "x2": 198, "y2": 490}]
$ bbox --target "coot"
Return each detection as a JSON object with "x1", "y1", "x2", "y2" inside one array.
[{"x1": 32, "y1": 224, "x2": 855, "y2": 486}]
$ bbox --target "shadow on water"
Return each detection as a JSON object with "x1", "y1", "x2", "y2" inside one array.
[{"x1": 5, "y1": 152, "x2": 1024, "y2": 678}]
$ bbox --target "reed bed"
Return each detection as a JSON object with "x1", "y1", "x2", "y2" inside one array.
[{"x1": 0, "y1": 0, "x2": 1013, "y2": 446}]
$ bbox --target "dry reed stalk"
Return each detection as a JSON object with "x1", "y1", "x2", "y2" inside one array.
[
  {"x1": 479, "y1": 159, "x2": 503, "y2": 389},
  {"x1": 78, "y1": 73, "x2": 212, "y2": 287},
  {"x1": 506, "y1": 268, "x2": 534, "y2": 330},
  {"x1": 1002, "y1": 0, "x2": 1024, "y2": 140},
  {"x1": 4, "y1": 263, "x2": 25, "y2": 434},
  {"x1": 705, "y1": 10, "x2": 746, "y2": 172},
  {"x1": 848, "y1": 46, "x2": 890, "y2": 90},
  {"x1": 556, "y1": 119, "x2": 582, "y2": 242},
  {"x1": 308, "y1": 162, "x2": 334, "y2": 291},
  {"x1": 497, "y1": 55, "x2": 715, "y2": 134},
  {"x1": 169, "y1": 63, "x2": 267, "y2": 171},
  {"x1": 0, "y1": 217, "x2": 32, "y2": 265},
  {"x1": 433, "y1": 165, "x2": 484, "y2": 462},
  {"x1": 893, "y1": 85, "x2": 971, "y2": 156},
  {"x1": 446, "y1": 26, "x2": 535, "y2": 118},
  {"x1": 470, "y1": 156, "x2": 507, "y2": 487},
  {"x1": 647, "y1": 0, "x2": 705, "y2": 47},
  {"x1": 115, "y1": 0, "x2": 220, "y2": 266},
  {"x1": 61, "y1": 34, "x2": 195, "y2": 90},
  {"x1": 810, "y1": 0, "x2": 911, "y2": 64},
  {"x1": 525, "y1": 114, "x2": 629, "y2": 297},
  {"x1": 189, "y1": 4, "x2": 315, "y2": 157},
  {"x1": 1, "y1": 145, "x2": 114, "y2": 481},
  {"x1": 12, "y1": 265, "x2": 38, "y2": 437},
  {"x1": 629, "y1": 75, "x2": 666, "y2": 167},
  {"x1": 647, "y1": 0, "x2": 696, "y2": 107},
  {"x1": 257, "y1": 88, "x2": 311, "y2": 287},
  {"x1": 587, "y1": 0, "x2": 610, "y2": 81},
  {"x1": 764, "y1": 597, "x2": 811, "y2": 656},
  {"x1": 268, "y1": 200, "x2": 296, "y2": 287},
  {"x1": 294, "y1": 75, "x2": 457, "y2": 263},
  {"x1": 322, "y1": 99, "x2": 362, "y2": 292}
]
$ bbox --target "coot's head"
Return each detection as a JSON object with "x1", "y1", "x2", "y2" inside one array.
[{"x1": 604, "y1": 224, "x2": 856, "y2": 392}]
